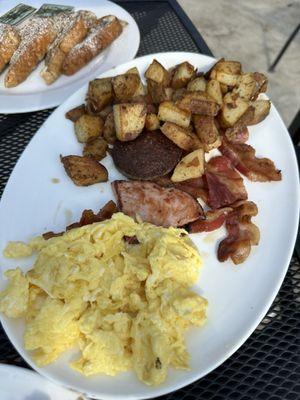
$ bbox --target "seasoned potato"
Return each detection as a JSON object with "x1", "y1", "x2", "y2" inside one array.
[
  {"x1": 112, "y1": 73, "x2": 141, "y2": 101},
  {"x1": 83, "y1": 137, "x2": 108, "y2": 161},
  {"x1": 74, "y1": 114, "x2": 104, "y2": 143},
  {"x1": 210, "y1": 59, "x2": 242, "y2": 86},
  {"x1": 176, "y1": 91, "x2": 220, "y2": 116},
  {"x1": 248, "y1": 99, "x2": 271, "y2": 125},
  {"x1": 145, "y1": 113, "x2": 160, "y2": 130},
  {"x1": 171, "y1": 61, "x2": 195, "y2": 89},
  {"x1": 172, "y1": 88, "x2": 186, "y2": 102},
  {"x1": 126, "y1": 67, "x2": 147, "y2": 96},
  {"x1": 158, "y1": 101, "x2": 191, "y2": 128},
  {"x1": 219, "y1": 93, "x2": 249, "y2": 127},
  {"x1": 233, "y1": 72, "x2": 268, "y2": 101},
  {"x1": 61, "y1": 155, "x2": 108, "y2": 186},
  {"x1": 187, "y1": 76, "x2": 207, "y2": 92},
  {"x1": 220, "y1": 83, "x2": 229, "y2": 94},
  {"x1": 65, "y1": 104, "x2": 86, "y2": 122},
  {"x1": 206, "y1": 79, "x2": 223, "y2": 106},
  {"x1": 160, "y1": 122, "x2": 200, "y2": 151},
  {"x1": 145, "y1": 59, "x2": 170, "y2": 85},
  {"x1": 113, "y1": 103, "x2": 147, "y2": 141},
  {"x1": 193, "y1": 115, "x2": 221, "y2": 152},
  {"x1": 235, "y1": 105, "x2": 255, "y2": 126},
  {"x1": 86, "y1": 78, "x2": 113, "y2": 113},
  {"x1": 103, "y1": 111, "x2": 116, "y2": 144},
  {"x1": 147, "y1": 79, "x2": 173, "y2": 104},
  {"x1": 171, "y1": 149, "x2": 205, "y2": 182},
  {"x1": 98, "y1": 105, "x2": 113, "y2": 118}
]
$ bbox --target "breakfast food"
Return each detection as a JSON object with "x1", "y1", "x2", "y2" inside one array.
[
  {"x1": 62, "y1": 15, "x2": 123, "y2": 75},
  {"x1": 0, "y1": 23, "x2": 20, "y2": 73},
  {"x1": 0, "y1": 213, "x2": 207, "y2": 386},
  {"x1": 40, "y1": 10, "x2": 97, "y2": 84},
  {"x1": 4, "y1": 16, "x2": 58, "y2": 88},
  {"x1": 0, "y1": 8, "x2": 126, "y2": 88},
  {"x1": 113, "y1": 180, "x2": 203, "y2": 227},
  {"x1": 111, "y1": 130, "x2": 182, "y2": 179},
  {"x1": 62, "y1": 57, "x2": 281, "y2": 265}
]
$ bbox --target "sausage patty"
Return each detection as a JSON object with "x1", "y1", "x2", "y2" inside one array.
[{"x1": 111, "y1": 130, "x2": 182, "y2": 180}]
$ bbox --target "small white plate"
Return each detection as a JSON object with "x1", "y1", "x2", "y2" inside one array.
[
  {"x1": 0, "y1": 52, "x2": 299, "y2": 399},
  {"x1": 0, "y1": 0, "x2": 140, "y2": 113},
  {"x1": 0, "y1": 364, "x2": 82, "y2": 400}
]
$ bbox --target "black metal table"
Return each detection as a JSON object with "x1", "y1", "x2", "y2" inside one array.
[{"x1": 0, "y1": 1, "x2": 299, "y2": 399}]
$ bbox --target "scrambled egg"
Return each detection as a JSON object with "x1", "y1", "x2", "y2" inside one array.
[{"x1": 0, "y1": 213, "x2": 207, "y2": 385}]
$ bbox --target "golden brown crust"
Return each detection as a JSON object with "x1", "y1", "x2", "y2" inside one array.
[
  {"x1": 5, "y1": 17, "x2": 57, "y2": 88},
  {"x1": 0, "y1": 24, "x2": 20, "y2": 73},
  {"x1": 41, "y1": 11, "x2": 97, "y2": 84},
  {"x1": 62, "y1": 15, "x2": 123, "y2": 76}
]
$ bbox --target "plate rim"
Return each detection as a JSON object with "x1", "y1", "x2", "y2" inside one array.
[
  {"x1": 0, "y1": 51, "x2": 299, "y2": 400},
  {"x1": 0, "y1": 0, "x2": 140, "y2": 113}
]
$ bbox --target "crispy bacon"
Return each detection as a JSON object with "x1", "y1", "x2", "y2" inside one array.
[
  {"x1": 205, "y1": 156, "x2": 247, "y2": 209},
  {"x1": 153, "y1": 175, "x2": 210, "y2": 204},
  {"x1": 220, "y1": 140, "x2": 282, "y2": 182},
  {"x1": 217, "y1": 201, "x2": 260, "y2": 265},
  {"x1": 188, "y1": 207, "x2": 232, "y2": 233},
  {"x1": 112, "y1": 180, "x2": 203, "y2": 227},
  {"x1": 43, "y1": 200, "x2": 118, "y2": 239}
]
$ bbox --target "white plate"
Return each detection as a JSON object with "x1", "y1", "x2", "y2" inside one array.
[
  {"x1": 0, "y1": 52, "x2": 299, "y2": 400},
  {"x1": 0, "y1": 0, "x2": 140, "y2": 113},
  {"x1": 0, "y1": 364, "x2": 82, "y2": 399}
]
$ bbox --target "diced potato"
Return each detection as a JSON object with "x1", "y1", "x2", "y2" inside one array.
[
  {"x1": 176, "y1": 91, "x2": 220, "y2": 116},
  {"x1": 158, "y1": 101, "x2": 191, "y2": 128},
  {"x1": 147, "y1": 79, "x2": 173, "y2": 103},
  {"x1": 219, "y1": 93, "x2": 249, "y2": 127},
  {"x1": 83, "y1": 137, "x2": 108, "y2": 161},
  {"x1": 233, "y1": 72, "x2": 268, "y2": 101},
  {"x1": 145, "y1": 113, "x2": 160, "y2": 130},
  {"x1": 171, "y1": 149, "x2": 205, "y2": 182},
  {"x1": 210, "y1": 59, "x2": 242, "y2": 86},
  {"x1": 112, "y1": 73, "x2": 141, "y2": 102},
  {"x1": 126, "y1": 67, "x2": 147, "y2": 96},
  {"x1": 193, "y1": 115, "x2": 221, "y2": 152},
  {"x1": 65, "y1": 104, "x2": 86, "y2": 122},
  {"x1": 160, "y1": 122, "x2": 200, "y2": 151},
  {"x1": 145, "y1": 59, "x2": 170, "y2": 85},
  {"x1": 103, "y1": 112, "x2": 116, "y2": 144},
  {"x1": 113, "y1": 103, "x2": 147, "y2": 141},
  {"x1": 206, "y1": 79, "x2": 223, "y2": 105},
  {"x1": 172, "y1": 88, "x2": 186, "y2": 102},
  {"x1": 248, "y1": 99, "x2": 271, "y2": 125},
  {"x1": 220, "y1": 83, "x2": 228, "y2": 94},
  {"x1": 86, "y1": 78, "x2": 113, "y2": 113},
  {"x1": 187, "y1": 76, "x2": 207, "y2": 92},
  {"x1": 61, "y1": 155, "x2": 108, "y2": 186},
  {"x1": 171, "y1": 61, "x2": 195, "y2": 89},
  {"x1": 98, "y1": 105, "x2": 113, "y2": 118},
  {"x1": 74, "y1": 114, "x2": 104, "y2": 143}
]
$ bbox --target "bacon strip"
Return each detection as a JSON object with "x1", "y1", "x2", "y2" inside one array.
[
  {"x1": 217, "y1": 201, "x2": 260, "y2": 265},
  {"x1": 43, "y1": 200, "x2": 118, "y2": 239},
  {"x1": 188, "y1": 207, "x2": 232, "y2": 233},
  {"x1": 205, "y1": 156, "x2": 247, "y2": 209},
  {"x1": 220, "y1": 140, "x2": 282, "y2": 182},
  {"x1": 112, "y1": 180, "x2": 203, "y2": 227},
  {"x1": 152, "y1": 176, "x2": 209, "y2": 204}
]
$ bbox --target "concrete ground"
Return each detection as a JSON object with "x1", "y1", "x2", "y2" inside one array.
[{"x1": 178, "y1": 0, "x2": 300, "y2": 127}]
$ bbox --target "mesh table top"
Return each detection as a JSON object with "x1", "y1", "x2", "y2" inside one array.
[{"x1": 0, "y1": 1, "x2": 299, "y2": 399}]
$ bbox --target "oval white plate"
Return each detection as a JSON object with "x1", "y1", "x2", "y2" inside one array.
[
  {"x1": 0, "y1": 364, "x2": 82, "y2": 400},
  {"x1": 0, "y1": 52, "x2": 299, "y2": 400},
  {"x1": 0, "y1": 0, "x2": 140, "y2": 113}
]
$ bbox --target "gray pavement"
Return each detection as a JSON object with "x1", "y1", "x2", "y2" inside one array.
[{"x1": 178, "y1": 0, "x2": 300, "y2": 127}]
